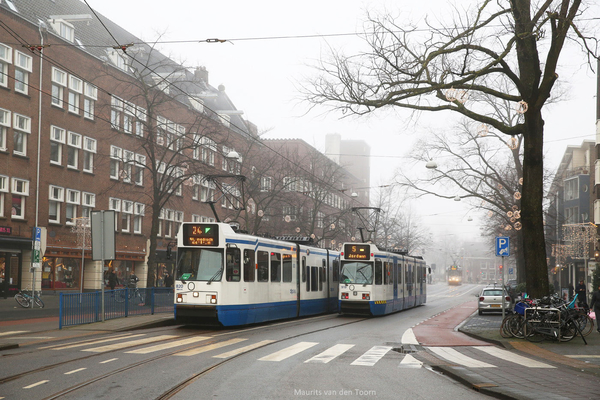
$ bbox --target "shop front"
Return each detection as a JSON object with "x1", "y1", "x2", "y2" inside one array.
[{"x1": 0, "y1": 233, "x2": 32, "y2": 298}]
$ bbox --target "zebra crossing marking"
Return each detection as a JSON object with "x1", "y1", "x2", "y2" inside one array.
[
  {"x1": 82, "y1": 335, "x2": 178, "y2": 352},
  {"x1": 259, "y1": 342, "x2": 318, "y2": 362},
  {"x1": 305, "y1": 344, "x2": 355, "y2": 364},
  {"x1": 51, "y1": 334, "x2": 146, "y2": 350},
  {"x1": 428, "y1": 347, "x2": 496, "y2": 368},
  {"x1": 174, "y1": 338, "x2": 248, "y2": 356},
  {"x1": 126, "y1": 336, "x2": 211, "y2": 354},
  {"x1": 213, "y1": 340, "x2": 276, "y2": 359},
  {"x1": 472, "y1": 346, "x2": 555, "y2": 368},
  {"x1": 350, "y1": 346, "x2": 392, "y2": 366}
]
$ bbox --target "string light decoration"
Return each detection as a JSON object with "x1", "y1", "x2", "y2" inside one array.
[
  {"x1": 505, "y1": 225, "x2": 513, "y2": 231},
  {"x1": 445, "y1": 87, "x2": 457, "y2": 101},
  {"x1": 514, "y1": 222, "x2": 522, "y2": 231},
  {"x1": 257, "y1": 210, "x2": 264, "y2": 217},
  {"x1": 507, "y1": 211, "x2": 514, "y2": 218},
  {"x1": 516, "y1": 100, "x2": 528, "y2": 114},
  {"x1": 478, "y1": 124, "x2": 489, "y2": 137},
  {"x1": 514, "y1": 192, "x2": 522, "y2": 200},
  {"x1": 519, "y1": 178, "x2": 523, "y2": 185},
  {"x1": 284, "y1": 215, "x2": 291, "y2": 223},
  {"x1": 562, "y1": 223, "x2": 597, "y2": 258},
  {"x1": 512, "y1": 205, "x2": 519, "y2": 211},
  {"x1": 507, "y1": 137, "x2": 518, "y2": 149},
  {"x1": 514, "y1": 210, "x2": 521, "y2": 219},
  {"x1": 295, "y1": 227, "x2": 301, "y2": 233}
]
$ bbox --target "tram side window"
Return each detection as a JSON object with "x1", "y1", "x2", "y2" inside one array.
[
  {"x1": 398, "y1": 263, "x2": 402, "y2": 284},
  {"x1": 282, "y1": 254, "x2": 293, "y2": 282},
  {"x1": 225, "y1": 248, "x2": 241, "y2": 282},
  {"x1": 302, "y1": 256, "x2": 306, "y2": 282},
  {"x1": 306, "y1": 263, "x2": 310, "y2": 291},
  {"x1": 243, "y1": 249, "x2": 255, "y2": 282},
  {"x1": 374, "y1": 259, "x2": 383, "y2": 285},
  {"x1": 332, "y1": 259, "x2": 339, "y2": 282},
  {"x1": 386, "y1": 262, "x2": 392, "y2": 285},
  {"x1": 320, "y1": 260, "x2": 325, "y2": 291},
  {"x1": 271, "y1": 253, "x2": 281, "y2": 282},
  {"x1": 310, "y1": 266, "x2": 318, "y2": 291},
  {"x1": 257, "y1": 251, "x2": 269, "y2": 282}
]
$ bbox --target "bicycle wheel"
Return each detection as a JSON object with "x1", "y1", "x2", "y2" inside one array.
[
  {"x1": 34, "y1": 295, "x2": 44, "y2": 308},
  {"x1": 524, "y1": 320, "x2": 545, "y2": 343},
  {"x1": 500, "y1": 315, "x2": 518, "y2": 338},
  {"x1": 559, "y1": 320, "x2": 578, "y2": 342},
  {"x1": 14, "y1": 293, "x2": 30, "y2": 308},
  {"x1": 574, "y1": 314, "x2": 594, "y2": 337},
  {"x1": 507, "y1": 314, "x2": 525, "y2": 339},
  {"x1": 115, "y1": 289, "x2": 127, "y2": 303}
]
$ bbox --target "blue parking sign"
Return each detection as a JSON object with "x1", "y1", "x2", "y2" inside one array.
[{"x1": 496, "y1": 236, "x2": 510, "y2": 257}]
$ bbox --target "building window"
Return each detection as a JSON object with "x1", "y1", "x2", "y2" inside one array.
[
  {"x1": 260, "y1": 177, "x2": 272, "y2": 192},
  {"x1": 123, "y1": 150, "x2": 133, "y2": 183},
  {"x1": 67, "y1": 131, "x2": 81, "y2": 169},
  {"x1": 0, "y1": 175, "x2": 7, "y2": 217},
  {"x1": 122, "y1": 200, "x2": 133, "y2": 233},
  {"x1": 66, "y1": 189, "x2": 80, "y2": 225},
  {"x1": 123, "y1": 101, "x2": 134, "y2": 134},
  {"x1": 109, "y1": 197, "x2": 121, "y2": 231},
  {"x1": 82, "y1": 192, "x2": 95, "y2": 218},
  {"x1": 83, "y1": 136, "x2": 96, "y2": 173},
  {"x1": 14, "y1": 51, "x2": 32, "y2": 95},
  {"x1": 201, "y1": 179, "x2": 215, "y2": 202},
  {"x1": 111, "y1": 96, "x2": 122, "y2": 130},
  {"x1": 201, "y1": 137, "x2": 216, "y2": 166},
  {"x1": 135, "y1": 107, "x2": 146, "y2": 137},
  {"x1": 0, "y1": 43, "x2": 11, "y2": 88},
  {"x1": 174, "y1": 211, "x2": 183, "y2": 236},
  {"x1": 48, "y1": 185, "x2": 64, "y2": 224},
  {"x1": 110, "y1": 146, "x2": 122, "y2": 180},
  {"x1": 83, "y1": 82, "x2": 97, "y2": 120},
  {"x1": 0, "y1": 108, "x2": 10, "y2": 151},
  {"x1": 13, "y1": 114, "x2": 31, "y2": 157},
  {"x1": 133, "y1": 202, "x2": 144, "y2": 234},
  {"x1": 164, "y1": 209, "x2": 174, "y2": 238},
  {"x1": 67, "y1": 76, "x2": 82, "y2": 114},
  {"x1": 50, "y1": 126, "x2": 65, "y2": 165},
  {"x1": 51, "y1": 67, "x2": 67, "y2": 108},
  {"x1": 134, "y1": 154, "x2": 145, "y2": 185},
  {"x1": 564, "y1": 178, "x2": 579, "y2": 201}
]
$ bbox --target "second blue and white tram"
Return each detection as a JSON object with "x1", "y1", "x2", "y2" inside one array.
[
  {"x1": 174, "y1": 222, "x2": 340, "y2": 326},
  {"x1": 339, "y1": 243, "x2": 427, "y2": 316}
]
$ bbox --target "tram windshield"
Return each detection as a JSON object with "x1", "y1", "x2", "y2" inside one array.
[
  {"x1": 340, "y1": 261, "x2": 373, "y2": 285},
  {"x1": 176, "y1": 248, "x2": 224, "y2": 282}
]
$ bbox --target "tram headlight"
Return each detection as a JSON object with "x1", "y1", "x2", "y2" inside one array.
[
  {"x1": 193, "y1": 292, "x2": 199, "y2": 297},
  {"x1": 176, "y1": 293, "x2": 185, "y2": 303},
  {"x1": 207, "y1": 294, "x2": 217, "y2": 304}
]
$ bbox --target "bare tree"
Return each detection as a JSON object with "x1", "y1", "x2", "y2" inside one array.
[{"x1": 303, "y1": 1, "x2": 598, "y2": 298}]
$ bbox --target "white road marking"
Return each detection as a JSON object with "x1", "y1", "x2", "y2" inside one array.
[
  {"x1": 126, "y1": 336, "x2": 211, "y2": 354},
  {"x1": 305, "y1": 344, "x2": 355, "y2": 363},
  {"x1": 100, "y1": 358, "x2": 119, "y2": 364},
  {"x1": 23, "y1": 380, "x2": 49, "y2": 389},
  {"x1": 51, "y1": 334, "x2": 146, "y2": 350},
  {"x1": 351, "y1": 346, "x2": 392, "y2": 366},
  {"x1": 428, "y1": 347, "x2": 495, "y2": 368},
  {"x1": 213, "y1": 340, "x2": 276, "y2": 359},
  {"x1": 259, "y1": 342, "x2": 318, "y2": 362},
  {"x1": 0, "y1": 331, "x2": 28, "y2": 336},
  {"x1": 473, "y1": 346, "x2": 556, "y2": 368},
  {"x1": 174, "y1": 338, "x2": 248, "y2": 356},
  {"x1": 399, "y1": 354, "x2": 423, "y2": 368},
  {"x1": 401, "y1": 328, "x2": 419, "y2": 345},
  {"x1": 82, "y1": 335, "x2": 177, "y2": 352},
  {"x1": 64, "y1": 368, "x2": 87, "y2": 375}
]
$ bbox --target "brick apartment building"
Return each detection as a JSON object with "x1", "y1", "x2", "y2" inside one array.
[{"x1": 0, "y1": 0, "x2": 365, "y2": 295}]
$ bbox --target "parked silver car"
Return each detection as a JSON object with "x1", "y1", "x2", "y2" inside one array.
[{"x1": 478, "y1": 285, "x2": 511, "y2": 315}]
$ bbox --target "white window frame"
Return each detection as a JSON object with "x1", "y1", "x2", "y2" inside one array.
[
  {"x1": 65, "y1": 189, "x2": 80, "y2": 225},
  {"x1": 48, "y1": 185, "x2": 64, "y2": 224},
  {"x1": 0, "y1": 107, "x2": 9, "y2": 151},
  {"x1": 133, "y1": 202, "x2": 144, "y2": 234},
  {"x1": 135, "y1": 154, "x2": 145, "y2": 185},
  {"x1": 110, "y1": 146, "x2": 122, "y2": 179},
  {"x1": 51, "y1": 67, "x2": 67, "y2": 107},
  {"x1": 0, "y1": 43, "x2": 11, "y2": 88},
  {"x1": 50, "y1": 126, "x2": 65, "y2": 165},
  {"x1": 13, "y1": 113, "x2": 31, "y2": 157},
  {"x1": 83, "y1": 82, "x2": 97, "y2": 120},
  {"x1": 0, "y1": 174, "x2": 7, "y2": 218},
  {"x1": 67, "y1": 131, "x2": 81, "y2": 169},
  {"x1": 14, "y1": 50, "x2": 32, "y2": 95},
  {"x1": 121, "y1": 200, "x2": 133, "y2": 232},
  {"x1": 83, "y1": 137, "x2": 96, "y2": 173}
]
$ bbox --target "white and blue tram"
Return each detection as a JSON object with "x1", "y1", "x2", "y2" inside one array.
[
  {"x1": 174, "y1": 222, "x2": 340, "y2": 326},
  {"x1": 339, "y1": 243, "x2": 427, "y2": 315}
]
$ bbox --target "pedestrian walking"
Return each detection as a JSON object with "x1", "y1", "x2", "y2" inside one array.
[
  {"x1": 164, "y1": 272, "x2": 173, "y2": 288},
  {"x1": 590, "y1": 284, "x2": 600, "y2": 333},
  {"x1": 108, "y1": 269, "x2": 119, "y2": 291}
]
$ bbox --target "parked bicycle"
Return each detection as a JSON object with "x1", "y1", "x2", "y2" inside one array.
[{"x1": 14, "y1": 289, "x2": 45, "y2": 308}]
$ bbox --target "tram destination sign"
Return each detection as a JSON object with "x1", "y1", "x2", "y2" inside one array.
[
  {"x1": 343, "y1": 244, "x2": 371, "y2": 260},
  {"x1": 182, "y1": 223, "x2": 219, "y2": 246}
]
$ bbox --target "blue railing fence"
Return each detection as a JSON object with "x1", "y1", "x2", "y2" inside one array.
[{"x1": 59, "y1": 287, "x2": 174, "y2": 329}]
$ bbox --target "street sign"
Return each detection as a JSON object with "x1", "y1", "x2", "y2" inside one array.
[
  {"x1": 495, "y1": 236, "x2": 510, "y2": 257},
  {"x1": 91, "y1": 211, "x2": 116, "y2": 261},
  {"x1": 509, "y1": 268, "x2": 514, "y2": 275},
  {"x1": 32, "y1": 227, "x2": 42, "y2": 269}
]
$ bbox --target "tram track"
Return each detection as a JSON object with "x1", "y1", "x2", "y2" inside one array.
[{"x1": 25, "y1": 315, "x2": 369, "y2": 399}]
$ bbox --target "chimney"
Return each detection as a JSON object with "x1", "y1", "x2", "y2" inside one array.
[{"x1": 195, "y1": 66, "x2": 208, "y2": 84}]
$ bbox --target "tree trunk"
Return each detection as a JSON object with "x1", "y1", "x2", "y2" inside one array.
[{"x1": 521, "y1": 112, "x2": 549, "y2": 298}]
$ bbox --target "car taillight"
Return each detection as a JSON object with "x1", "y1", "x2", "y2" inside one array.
[
  {"x1": 505, "y1": 296, "x2": 511, "y2": 302},
  {"x1": 479, "y1": 297, "x2": 484, "y2": 301}
]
